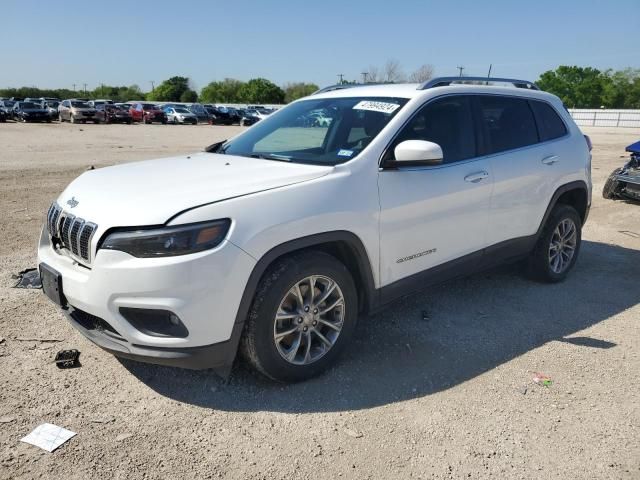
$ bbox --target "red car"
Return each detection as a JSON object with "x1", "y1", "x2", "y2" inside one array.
[{"x1": 129, "y1": 103, "x2": 167, "y2": 124}]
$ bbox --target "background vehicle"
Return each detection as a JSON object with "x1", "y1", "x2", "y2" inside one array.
[
  {"x1": 44, "y1": 100, "x2": 59, "y2": 120},
  {"x1": 185, "y1": 103, "x2": 209, "y2": 123},
  {"x1": 95, "y1": 104, "x2": 133, "y2": 124},
  {"x1": 0, "y1": 108, "x2": 5, "y2": 122},
  {"x1": 603, "y1": 140, "x2": 640, "y2": 202},
  {"x1": 130, "y1": 103, "x2": 167, "y2": 124},
  {"x1": 13, "y1": 101, "x2": 51, "y2": 122},
  {"x1": 164, "y1": 106, "x2": 197, "y2": 124},
  {"x1": 236, "y1": 108, "x2": 259, "y2": 126},
  {"x1": 206, "y1": 106, "x2": 234, "y2": 125},
  {"x1": 0, "y1": 100, "x2": 15, "y2": 120},
  {"x1": 58, "y1": 99, "x2": 97, "y2": 123},
  {"x1": 90, "y1": 99, "x2": 114, "y2": 108},
  {"x1": 38, "y1": 77, "x2": 591, "y2": 382}
]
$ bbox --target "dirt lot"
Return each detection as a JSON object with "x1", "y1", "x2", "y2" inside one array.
[{"x1": 0, "y1": 122, "x2": 638, "y2": 479}]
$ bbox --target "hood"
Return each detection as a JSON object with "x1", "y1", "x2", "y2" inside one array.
[{"x1": 57, "y1": 152, "x2": 332, "y2": 227}]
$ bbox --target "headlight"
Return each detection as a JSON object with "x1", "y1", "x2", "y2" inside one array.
[{"x1": 101, "y1": 219, "x2": 231, "y2": 258}]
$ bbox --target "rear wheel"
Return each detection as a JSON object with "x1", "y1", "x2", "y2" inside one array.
[
  {"x1": 241, "y1": 251, "x2": 358, "y2": 382},
  {"x1": 603, "y1": 168, "x2": 624, "y2": 199},
  {"x1": 527, "y1": 204, "x2": 582, "y2": 283}
]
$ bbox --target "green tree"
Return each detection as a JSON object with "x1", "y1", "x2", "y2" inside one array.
[
  {"x1": 146, "y1": 76, "x2": 191, "y2": 102},
  {"x1": 238, "y1": 78, "x2": 285, "y2": 104},
  {"x1": 602, "y1": 68, "x2": 640, "y2": 109},
  {"x1": 200, "y1": 78, "x2": 245, "y2": 103},
  {"x1": 536, "y1": 66, "x2": 611, "y2": 108},
  {"x1": 180, "y1": 89, "x2": 198, "y2": 102},
  {"x1": 283, "y1": 82, "x2": 319, "y2": 103}
]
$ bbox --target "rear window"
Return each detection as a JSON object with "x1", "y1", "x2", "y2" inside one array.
[
  {"x1": 477, "y1": 96, "x2": 538, "y2": 154},
  {"x1": 529, "y1": 100, "x2": 567, "y2": 142}
]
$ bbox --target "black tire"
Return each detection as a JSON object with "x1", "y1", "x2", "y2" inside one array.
[
  {"x1": 527, "y1": 204, "x2": 582, "y2": 283},
  {"x1": 602, "y1": 168, "x2": 624, "y2": 199},
  {"x1": 240, "y1": 251, "x2": 358, "y2": 382}
]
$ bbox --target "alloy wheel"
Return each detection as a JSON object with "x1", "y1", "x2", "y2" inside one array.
[{"x1": 548, "y1": 218, "x2": 577, "y2": 274}]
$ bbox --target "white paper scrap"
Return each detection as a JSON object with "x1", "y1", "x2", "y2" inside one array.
[
  {"x1": 353, "y1": 100, "x2": 400, "y2": 114},
  {"x1": 20, "y1": 423, "x2": 76, "y2": 452}
]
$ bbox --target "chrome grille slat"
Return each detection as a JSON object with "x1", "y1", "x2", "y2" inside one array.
[{"x1": 46, "y1": 202, "x2": 98, "y2": 265}]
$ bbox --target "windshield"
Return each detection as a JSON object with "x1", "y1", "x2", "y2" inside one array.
[
  {"x1": 71, "y1": 101, "x2": 90, "y2": 108},
  {"x1": 174, "y1": 108, "x2": 190, "y2": 114},
  {"x1": 142, "y1": 104, "x2": 157, "y2": 110},
  {"x1": 221, "y1": 97, "x2": 408, "y2": 165},
  {"x1": 20, "y1": 102, "x2": 39, "y2": 109},
  {"x1": 47, "y1": 102, "x2": 59, "y2": 108}
]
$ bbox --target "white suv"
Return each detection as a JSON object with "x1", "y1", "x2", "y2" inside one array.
[{"x1": 38, "y1": 77, "x2": 592, "y2": 382}]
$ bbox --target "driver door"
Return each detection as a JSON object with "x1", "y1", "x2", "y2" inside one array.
[{"x1": 378, "y1": 95, "x2": 493, "y2": 289}]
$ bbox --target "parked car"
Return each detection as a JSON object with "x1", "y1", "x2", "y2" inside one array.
[
  {"x1": 206, "y1": 106, "x2": 234, "y2": 125},
  {"x1": 90, "y1": 99, "x2": 114, "y2": 108},
  {"x1": 38, "y1": 77, "x2": 592, "y2": 382},
  {"x1": 164, "y1": 106, "x2": 198, "y2": 124},
  {"x1": 95, "y1": 104, "x2": 133, "y2": 124},
  {"x1": 13, "y1": 101, "x2": 51, "y2": 122},
  {"x1": 0, "y1": 100, "x2": 15, "y2": 120},
  {"x1": 603, "y1": 139, "x2": 640, "y2": 202},
  {"x1": 130, "y1": 103, "x2": 167, "y2": 124},
  {"x1": 0, "y1": 108, "x2": 6, "y2": 122},
  {"x1": 236, "y1": 108, "x2": 259, "y2": 126},
  {"x1": 44, "y1": 101, "x2": 60, "y2": 120},
  {"x1": 185, "y1": 103, "x2": 210, "y2": 123},
  {"x1": 58, "y1": 99, "x2": 98, "y2": 123}
]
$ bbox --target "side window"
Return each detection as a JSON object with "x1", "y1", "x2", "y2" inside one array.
[
  {"x1": 529, "y1": 100, "x2": 567, "y2": 141},
  {"x1": 477, "y1": 96, "x2": 538, "y2": 154},
  {"x1": 387, "y1": 95, "x2": 476, "y2": 164}
]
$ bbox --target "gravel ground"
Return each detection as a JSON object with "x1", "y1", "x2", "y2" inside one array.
[{"x1": 0, "y1": 122, "x2": 638, "y2": 480}]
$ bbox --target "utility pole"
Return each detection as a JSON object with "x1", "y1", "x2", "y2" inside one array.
[
  {"x1": 150, "y1": 80, "x2": 155, "y2": 92},
  {"x1": 83, "y1": 83, "x2": 87, "y2": 95},
  {"x1": 456, "y1": 66, "x2": 465, "y2": 77},
  {"x1": 361, "y1": 72, "x2": 368, "y2": 84},
  {"x1": 487, "y1": 64, "x2": 492, "y2": 78},
  {"x1": 337, "y1": 73, "x2": 344, "y2": 84},
  {"x1": 72, "y1": 83, "x2": 76, "y2": 92}
]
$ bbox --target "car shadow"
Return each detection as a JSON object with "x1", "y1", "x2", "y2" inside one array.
[{"x1": 122, "y1": 240, "x2": 639, "y2": 413}]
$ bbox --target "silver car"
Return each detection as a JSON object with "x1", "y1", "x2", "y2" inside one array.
[
  {"x1": 164, "y1": 107, "x2": 198, "y2": 125},
  {"x1": 58, "y1": 99, "x2": 97, "y2": 123}
]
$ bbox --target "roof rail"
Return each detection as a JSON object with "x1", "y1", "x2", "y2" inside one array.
[
  {"x1": 418, "y1": 76, "x2": 539, "y2": 91},
  {"x1": 312, "y1": 84, "x2": 364, "y2": 95}
]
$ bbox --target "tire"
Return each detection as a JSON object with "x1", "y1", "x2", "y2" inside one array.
[
  {"x1": 527, "y1": 204, "x2": 582, "y2": 283},
  {"x1": 240, "y1": 251, "x2": 358, "y2": 382},
  {"x1": 602, "y1": 168, "x2": 624, "y2": 199}
]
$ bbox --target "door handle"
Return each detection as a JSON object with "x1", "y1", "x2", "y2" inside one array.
[
  {"x1": 464, "y1": 171, "x2": 489, "y2": 183},
  {"x1": 541, "y1": 155, "x2": 559, "y2": 165}
]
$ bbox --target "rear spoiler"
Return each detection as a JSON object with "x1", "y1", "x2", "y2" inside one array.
[{"x1": 625, "y1": 140, "x2": 640, "y2": 154}]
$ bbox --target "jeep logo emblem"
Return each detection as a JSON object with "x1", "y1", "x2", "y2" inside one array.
[{"x1": 66, "y1": 197, "x2": 79, "y2": 208}]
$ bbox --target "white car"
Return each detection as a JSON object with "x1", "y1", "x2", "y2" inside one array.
[
  {"x1": 164, "y1": 107, "x2": 198, "y2": 125},
  {"x1": 38, "y1": 77, "x2": 592, "y2": 382}
]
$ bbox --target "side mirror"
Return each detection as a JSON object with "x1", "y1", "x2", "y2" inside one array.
[{"x1": 394, "y1": 140, "x2": 443, "y2": 166}]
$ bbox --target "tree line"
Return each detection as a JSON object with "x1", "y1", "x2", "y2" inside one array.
[{"x1": 1, "y1": 65, "x2": 639, "y2": 108}]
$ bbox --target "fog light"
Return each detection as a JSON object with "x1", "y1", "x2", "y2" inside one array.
[{"x1": 119, "y1": 307, "x2": 188, "y2": 338}]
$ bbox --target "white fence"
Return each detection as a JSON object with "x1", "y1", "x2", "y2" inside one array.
[{"x1": 569, "y1": 109, "x2": 640, "y2": 128}]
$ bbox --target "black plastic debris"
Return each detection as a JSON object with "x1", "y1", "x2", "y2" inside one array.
[
  {"x1": 54, "y1": 349, "x2": 81, "y2": 369},
  {"x1": 12, "y1": 268, "x2": 42, "y2": 289}
]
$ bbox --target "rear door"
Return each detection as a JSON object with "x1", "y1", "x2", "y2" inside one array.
[{"x1": 475, "y1": 95, "x2": 567, "y2": 245}]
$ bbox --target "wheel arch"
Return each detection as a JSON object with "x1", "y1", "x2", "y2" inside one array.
[{"x1": 537, "y1": 180, "x2": 589, "y2": 238}]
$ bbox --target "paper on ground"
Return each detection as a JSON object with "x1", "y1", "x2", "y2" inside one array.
[{"x1": 20, "y1": 423, "x2": 76, "y2": 452}]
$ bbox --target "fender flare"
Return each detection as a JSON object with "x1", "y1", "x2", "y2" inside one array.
[{"x1": 535, "y1": 180, "x2": 589, "y2": 239}]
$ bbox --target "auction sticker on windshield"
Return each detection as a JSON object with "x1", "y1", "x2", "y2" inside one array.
[{"x1": 353, "y1": 100, "x2": 400, "y2": 114}]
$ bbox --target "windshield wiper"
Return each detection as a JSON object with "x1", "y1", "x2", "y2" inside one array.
[
  {"x1": 204, "y1": 140, "x2": 227, "y2": 153},
  {"x1": 249, "y1": 153, "x2": 292, "y2": 162}
]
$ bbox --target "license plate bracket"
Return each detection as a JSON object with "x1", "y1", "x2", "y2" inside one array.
[{"x1": 39, "y1": 263, "x2": 66, "y2": 307}]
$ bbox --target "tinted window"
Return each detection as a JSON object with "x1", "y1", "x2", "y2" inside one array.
[
  {"x1": 477, "y1": 96, "x2": 538, "y2": 154},
  {"x1": 387, "y1": 95, "x2": 475, "y2": 164},
  {"x1": 530, "y1": 100, "x2": 567, "y2": 141}
]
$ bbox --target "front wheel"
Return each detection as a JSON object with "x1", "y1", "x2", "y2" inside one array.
[
  {"x1": 527, "y1": 204, "x2": 582, "y2": 283},
  {"x1": 240, "y1": 251, "x2": 358, "y2": 382}
]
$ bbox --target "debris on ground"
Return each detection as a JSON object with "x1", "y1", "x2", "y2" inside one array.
[
  {"x1": 20, "y1": 423, "x2": 76, "y2": 452},
  {"x1": 15, "y1": 337, "x2": 62, "y2": 343},
  {"x1": 0, "y1": 416, "x2": 16, "y2": 424},
  {"x1": 89, "y1": 416, "x2": 115, "y2": 424},
  {"x1": 344, "y1": 428, "x2": 364, "y2": 439},
  {"x1": 116, "y1": 433, "x2": 134, "y2": 442},
  {"x1": 54, "y1": 349, "x2": 81, "y2": 369},
  {"x1": 517, "y1": 386, "x2": 528, "y2": 395},
  {"x1": 532, "y1": 372, "x2": 553, "y2": 387},
  {"x1": 12, "y1": 268, "x2": 42, "y2": 289}
]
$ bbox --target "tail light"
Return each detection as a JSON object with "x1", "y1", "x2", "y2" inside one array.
[{"x1": 584, "y1": 135, "x2": 592, "y2": 152}]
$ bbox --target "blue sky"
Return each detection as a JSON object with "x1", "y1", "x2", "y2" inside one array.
[{"x1": 1, "y1": 0, "x2": 638, "y2": 91}]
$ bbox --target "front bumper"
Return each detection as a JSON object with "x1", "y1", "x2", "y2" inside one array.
[{"x1": 37, "y1": 227, "x2": 256, "y2": 370}]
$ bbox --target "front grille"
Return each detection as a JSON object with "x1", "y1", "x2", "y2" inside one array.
[{"x1": 46, "y1": 203, "x2": 98, "y2": 264}]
